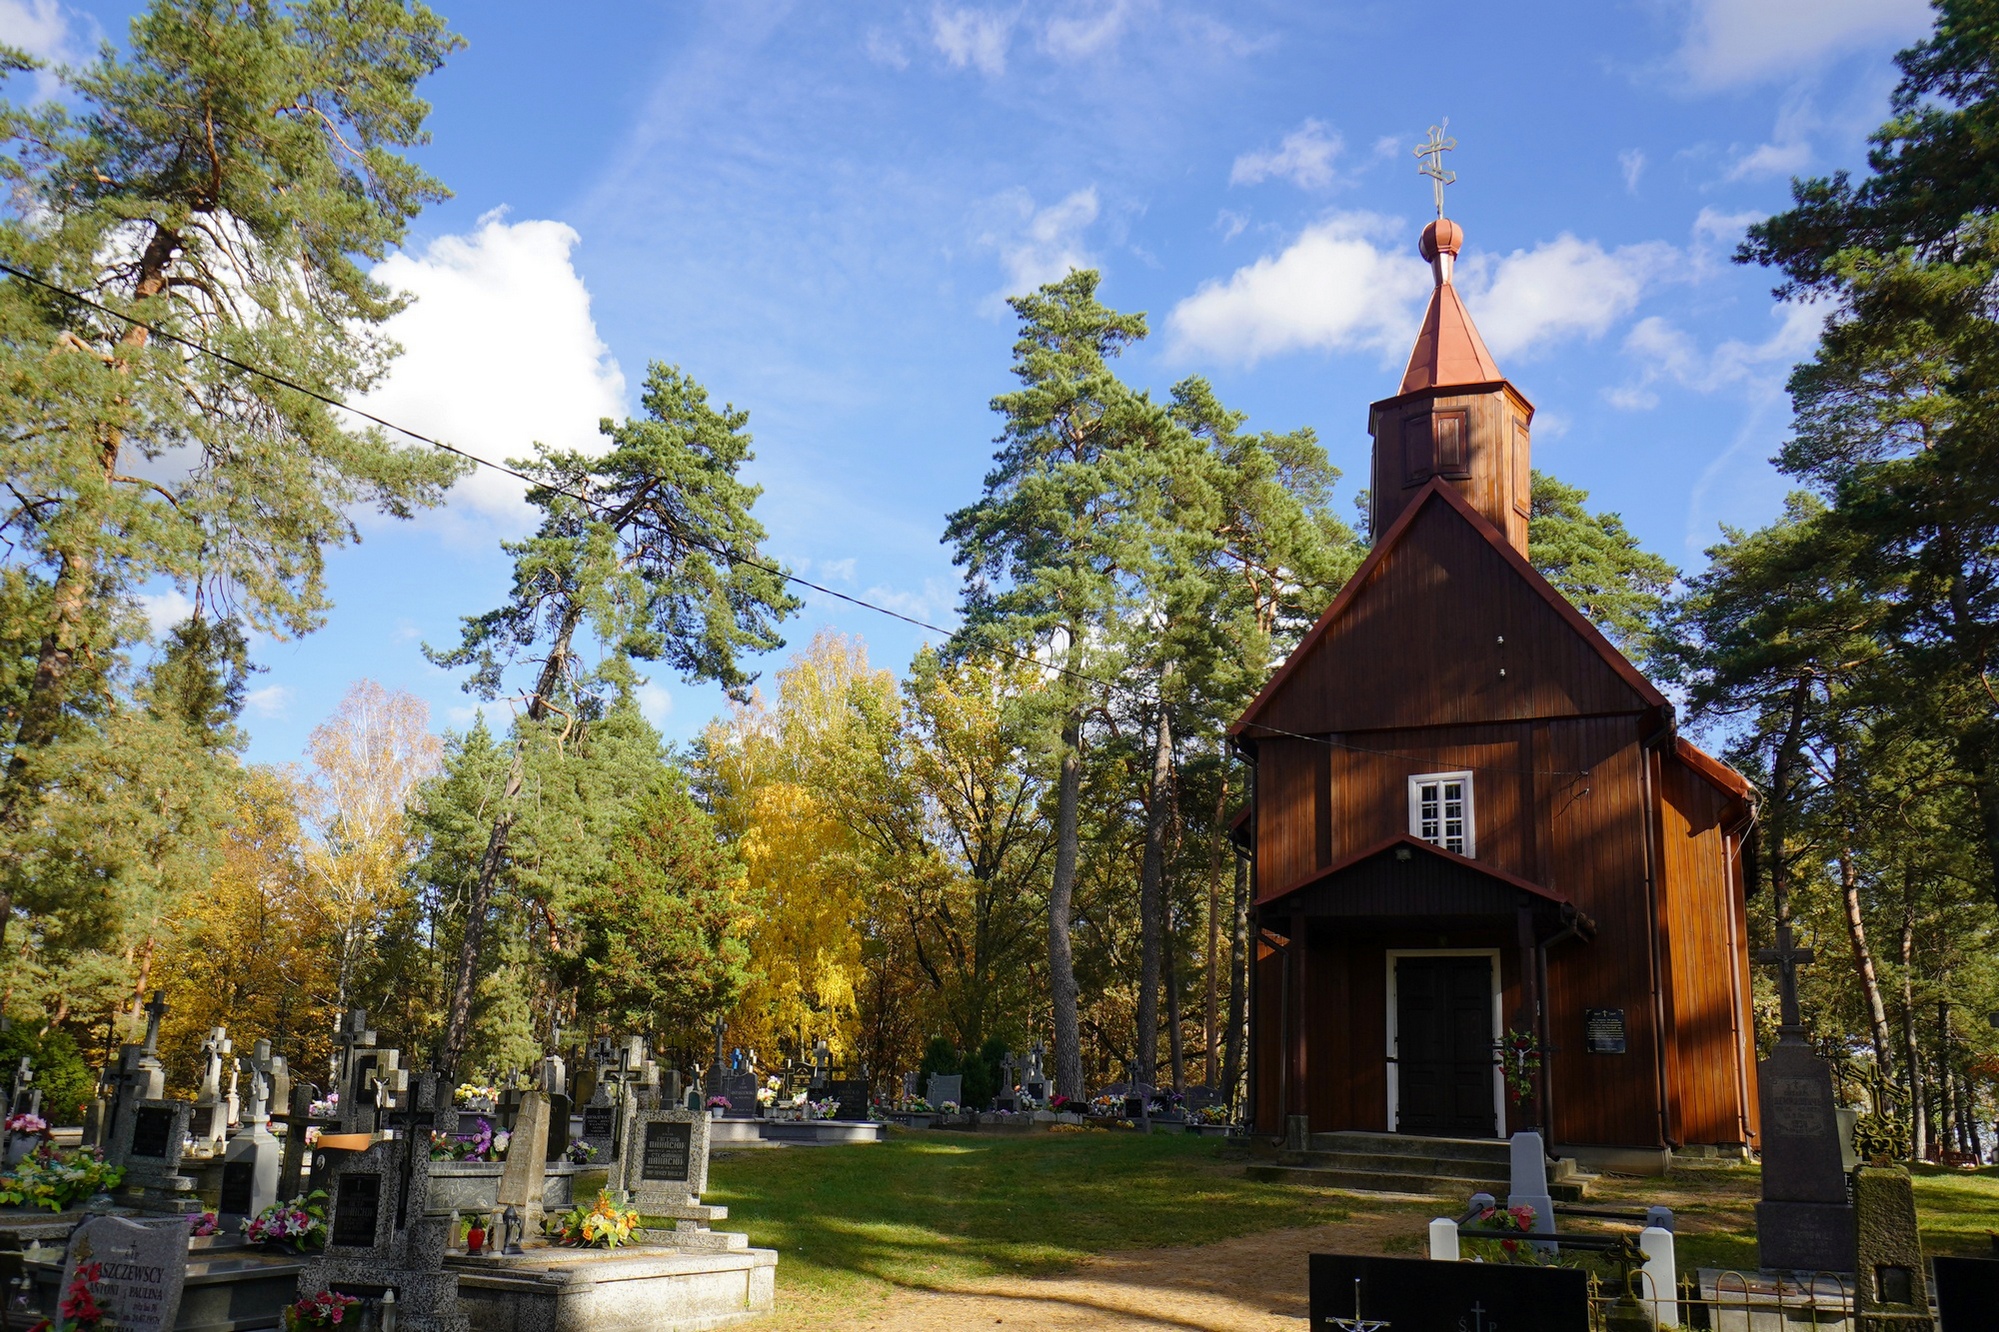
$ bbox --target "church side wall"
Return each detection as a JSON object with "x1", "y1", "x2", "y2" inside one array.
[{"x1": 1656, "y1": 757, "x2": 1754, "y2": 1147}]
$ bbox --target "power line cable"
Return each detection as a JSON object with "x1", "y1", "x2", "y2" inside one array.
[{"x1": 0, "y1": 259, "x2": 1593, "y2": 778}]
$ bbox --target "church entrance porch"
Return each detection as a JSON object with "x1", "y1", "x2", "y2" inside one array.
[{"x1": 1388, "y1": 951, "x2": 1501, "y2": 1138}]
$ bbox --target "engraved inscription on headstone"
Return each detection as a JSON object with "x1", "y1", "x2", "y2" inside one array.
[
  {"x1": 60, "y1": 1216, "x2": 188, "y2": 1332},
  {"x1": 129, "y1": 1106, "x2": 173, "y2": 1159},
  {"x1": 329, "y1": 1172, "x2": 382, "y2": 1249},
  {"x1": 1769, "y1": 1075, "x2": 1832, "y2": 1135},
  {"x1": 218, "y1": 1160, "x2": 255, "y2": 1217},
  {"x1": 642, "y1": 1121, "x2": 692, "y2": 1183},
  {"x1": 187, "y1": 1106, "x2": 214, "y2": 1141},
  {"x1": 1583, "y1": 1007, "x2": 1627, "y2": 1055},
  {"x1": 582, "y1": 1105, "x2": 614, "y2": 1138}
]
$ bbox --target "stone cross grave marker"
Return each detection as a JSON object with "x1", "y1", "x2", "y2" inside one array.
[
  {"x1": 3, "y1": 1056, "x2": 38, "y2": 1165},
  {"x1": 997, "y1": 1052, "x2": 1020, "y2": 1110},
  {"x1": 495, "y1": 1089, "x2": 552, "y2": 1252},
  {"x1": 297, "y1": 1071, "x2": 466, "y2": 1332},
  {"x1": 539, "y1": 1053, "x2": 572, "y2": 1163},
  {"x1": 926, "y1": 1073, "x2": 963, "y2": 1109},
  {"x1": 1025, "y1": 1041, "x2": 1047, "y2": 1101},
  {"x1": 190, "y1": 1026, "x2": 231, "y2": 1156},
  {"x1": 1752, "y1": 922, "x2": 1855, "y2": 1272},
  {"x1": 60, "y1": 1215, "x2": 189, "y2": 1332},
  {"x1": 617, "y1": 1104, "x2": 746, "y2": 1253},
  {"x1": 810, "y1": 1038, "x2": 832, "y2": 1089},
  {"x1": 100, "y1": 991, "x2": 170, "y2": 1154}
]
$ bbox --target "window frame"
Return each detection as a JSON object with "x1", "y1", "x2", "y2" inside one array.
[{"x1": 1407, "y1": 770, "x2": 1476, "y2": 858}]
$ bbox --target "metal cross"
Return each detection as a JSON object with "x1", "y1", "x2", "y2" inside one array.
[
  {"x1": 1413, "y1": 122, "x2": 1457, "y2": 218},
  {"x1": 1324, "y1": 1277, "x2": 1390, "y2": 1330},
  {"x1": 140, "y1": 990, "x2": 169, "y2": 1052},
  {"x1": 1752, "y1": 921, "x2": 1815, "y2": 1038}
]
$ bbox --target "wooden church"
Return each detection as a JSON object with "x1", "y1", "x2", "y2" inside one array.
[{"x1": 1231, "y1": 214, "x2": 1760, "y2": 1170}]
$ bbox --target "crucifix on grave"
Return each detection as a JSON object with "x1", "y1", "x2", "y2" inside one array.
[
  {"x1": 1752, "y1": 921, "x2": 1814, "y2": 1045},
  {"x1": 191, "y1": 1026, "x2": 232, "y2": 1154},
  {"x1": 1749, "y1": 917, "x2": 1853, "y2": 1272}
]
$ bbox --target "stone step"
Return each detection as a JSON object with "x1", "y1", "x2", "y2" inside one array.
[
  {"x1": 1245, "y1": 1163, "x2": 1486, "y2": 1195},
  {"x1": 1284, "y1": 1150, "x2": 1511, "y2": 1183},
  {"x1": 1306, "y1": 1131, "x2": 1514, "y2": 1164}
]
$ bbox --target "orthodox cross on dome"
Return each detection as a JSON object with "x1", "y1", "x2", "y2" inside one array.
[{"x1": 1414, "y1": 122, "x2": 1456, "y2": 218}]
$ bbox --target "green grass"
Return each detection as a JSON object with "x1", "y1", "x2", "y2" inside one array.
[{"x1": 697, "y1": 1129, "x2": 1349, "y2": 1301}]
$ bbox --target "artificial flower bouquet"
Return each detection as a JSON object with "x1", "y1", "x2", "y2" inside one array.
[
  {"x1": 705, "y1": 1096, "x2": 732, "y2": 1113},
  {"x1": 28, "y1": 1259, "x2": 104, "y2": 1332},
  {"x1": 0, "y1": 1144, "x2": 123, "y2": 1211},
  {"x1": 5, "y1": 1112, "x2": 50, "y2": 1139},
  {"x1": 244, "y1": 1192, "x2": 329, "y2": 1252},
  {"x1": 429, "y1": 1117, "x2": 511, "y2": 1162},
  {"x1": 282, "y1": 1290, "x2": 360, "y2": 1331},
  {"x1": 552, "y1": 1189, "x2": 642, "y2": 1249},
  {"x1": 565, "y1": 1140, "x2": 597, "y2": 1165},
  {"x1": 453, "y1": 1083, "x2": 499, "y2": 1113},
  {"x1": 1462, "y1": 1204, "x2": 1543, "y2": 1264}
]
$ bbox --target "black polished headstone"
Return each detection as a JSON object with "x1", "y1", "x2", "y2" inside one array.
[
  {"x1": 581, "y1": 1105, "x2": 614, "y2": 1139},
  {"x1": 1309, "y1": 1253, "x2": 1588, "y2": 1332},
  {"x1": 328, "y1": 1171, "x2": 382, "y2": 1249},
  {"x1": 827, "y1": 1079, "x2": 868, "y2": 1122},
  {"x1": 544, "y1": 1092, "x2": 573, "y2": 1162},
  {"x1": 1935, "y1": 1256, "x2": 1999, "y2": 1331},
  {"x1": 218, "y1": 1160, "x2": 255, "y2": 1216}
]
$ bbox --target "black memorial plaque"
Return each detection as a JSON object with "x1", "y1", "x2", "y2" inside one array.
[
  {"x1": 582, "y1": 1105, "x2": 615, "y2": 1138},
  {"x1": 219, "y1": 1160, "x2": 256, "y2": 1215},
  {"x1": 330, "y1": 1171, "x2": 382, "y2": 1248},
  {"x1": 1935, "y1": 1256, "x2": 1999, "y2": 1331},
  {"x1": 1124, "y1": 1096, "x2": 1146, "y2": 1119},
  {"x1": 827, "y1": 1079, "x2": 868, "y2": 1123},
  {"x1": 189, "y1": 1106, "x2": 215, "y2": 1139},
  {"x1": 130, "y1": 1106, "x2": 174, "y2": 1158},
  {"x1": 545, "y1": 1093, "x2": 573, "y2": 1161},
  {"x1": 1309, "y1": 1253, "x2": 1588, "y2": 1332},
  {"x1": 1584, "y1": 1007, "x2": 1628, "y2": 1054},
  {"x1": 641, "y1": 1121, "x2": 693, "y2": 1183}
]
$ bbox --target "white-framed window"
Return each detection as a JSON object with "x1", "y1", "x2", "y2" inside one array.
[{"x1": 1408, "y1": 771, "x2": 1475, "y2": 857}]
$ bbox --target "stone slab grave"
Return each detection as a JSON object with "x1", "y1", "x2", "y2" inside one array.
[
  {"x1": 1934, "y1": 1256, "x2": 1999, "y2": 1331},
  {"x1": 296, "y1": 1070, "x2": 468, "y2": 1332},
  {"x1": 58, "y1": 1215, "x2": 189, "y2": 1332},
  {"x1": 1754, "y1": 923, "x2": 1856, "y2": 1273},
  {"x1": 925, "y1": 1073, "x2": 962, "y2": 1109},
  {"x1": 1853, "y1": 1165, "x2": 1930, "y2": 1323},
  {"x1": 1310, "y1": 1253, "x2": 1588, "y2": 1331},
  {"x1": 616, "y1": 1107, "x2": 749, "y2": 1254},
  {"x1": 451, "y1": 1243, "x2": 776, "y2": 1332}
]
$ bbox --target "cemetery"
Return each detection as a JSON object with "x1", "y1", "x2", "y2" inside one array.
[{"x1": 6, "y1": 2, "x2": 1999, "y2": 1331}]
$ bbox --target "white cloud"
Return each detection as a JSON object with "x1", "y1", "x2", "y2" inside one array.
[
  {"x1": 1045, "y1": 1, "x2": 1142, "y2": 60},
  {"x1": 635, "y1": 680, "x2": 673, "y2": 727},
  {"x1": 979, "y1": 186, "x2": 1100, "y2": 296},
  {"x1": 1215, "y1": 210, "x2": 1248, "y2": 242},
  {"x1": 1460, "y1": 234, "x2": 1679, "y2": 360},
  {"x1": 1619, "y1": 149, "x2": 1646, "y2": 194},
  {"x1": 1607, "y1": 301, "x2": 1828, "y2": 407},
  {"x1": 1167, "y1": 212, "x2": 1429, "y2": 365},
  {"x1": 245, "y1": 685, "x2": 293, "y2": 719},
  {"x1": 1724, "y1": 94, "x2": 1817, "y2": 181},
  {"x1": 1171, "y1": 216, "x2": 1677, "y2": 367},
  {"x1": 1677, "y1": 0, "x2": 1929, "y2": 89},
  {"x1": 136, "y1": 588, "x2": 195, "y2": 637},
  {"x1": 932, "y1": 6, "x2": 1014, "y2": 76},
  {"x1": 1231, "y1": 119, "x2": 1343, "y2": 190},
  {"x1": 363, "y1": 212, "x2": 626, "y2": 527},
  {"x1": 0, "y1": 0, "x2": 93, "y2": 97},
  {"x1": 864, "y1": 28, "x2": 910, "y2": 69}
]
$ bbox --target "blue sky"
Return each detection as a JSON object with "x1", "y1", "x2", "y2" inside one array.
[{"x1": 3, "y1": 0, "x2": 1938, "y2": 764}]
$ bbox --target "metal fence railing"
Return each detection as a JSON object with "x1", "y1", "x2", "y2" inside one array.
[{"x1": 1584, "y1": 1270, "x2": 1937, "y2": 1331}]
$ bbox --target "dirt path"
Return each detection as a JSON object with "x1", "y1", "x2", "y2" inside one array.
[{"x1": 744, "y1": 1196, "x2": 1438, "y2": 1331}]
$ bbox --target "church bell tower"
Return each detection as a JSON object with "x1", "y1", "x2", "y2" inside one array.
[{"x1": 1367, "y1": 188, "x2": 1535, "y2": 554}]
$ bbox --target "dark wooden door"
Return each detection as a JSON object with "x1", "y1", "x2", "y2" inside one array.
[{"x1": 1395, "y1": 955, "x2": 1496, "y2": 1138}]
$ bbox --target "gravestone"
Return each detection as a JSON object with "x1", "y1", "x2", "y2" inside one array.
[
  {"x1": 1753, "y1": 924, "x2": 1856, "y2": 1272},
  {"x1": 718, "y1": 1071, "x2": 758, "y2": 1115},
  {"x1": 996, "y1": 1053, "x2": 1021, "y2": 1111},
  {"x1": 295, "y1": 1071, "x2": 467, "y2": 1332},
  {"x1": 1505, "y1": 1130, "x2": 1556, "y2": 1238},
  {"x1": 189, "y1": 1026, "x2": 231, "y2": 1157},
  {"x1": 3, "y1": 1056, "x2": 40, "y2": 1165},
  {"x1": 826, "y1": 1079, "x2": 869, "y2": 1122},
  {"x1": 901, "y1": 1071, "x2": 919, "y2": 1104},
  {"x1": 224, "y1": 1057, "x2": 241, "y2": 1130},
  {"x1": 494, "y1": 1089, "x2": 551, "y2": 1252},
  {"x1": 222, "y1": 1039, "x2": 285, "y2": 1229},
  {"x1": 1934, "y1": 1256, "x2": 1999, "y2": 1331},
  {"x1": 109, "y1": 1098, "x2": 200, "y2": 1214},
  {"x1": 103, "y1": 991, "x2": 171, "y2": 1155},
  {"x1": 615, "y1": 1106, "x2": 743, "y2": 1252},
  {"x1": 578, "y1": 1077, "x2": 619, "y2": 1163},
  {"x1": 1024, "y1": 1042, "x2": 1048, "y2": 1102},
  {"x1": 276, "y1": 1081, "x2": 323, "y2": 1202},
  {"x1": 925, "y1": 1074, "x2": 962, "y2": 1108},
  {"x1": 60, "y1": 1215, "x2": 189, "y2": 1332},
  {"x1": 1853, "y1": 1166, "x2": 1932, "y2": 1326},
  {"x1": 1309, "y1": 1253, "x2": 1588, "y2": 1331},
  {"x1": 809, "y1": 1039, "x2": 832, "y2": 1091}
]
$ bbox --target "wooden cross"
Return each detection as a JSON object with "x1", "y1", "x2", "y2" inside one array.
[
  {"x1": 140, "y1": 990, "x2": 168, "y2": 1052},
  {"x1": 1752, "y1": 921, "x2": 1815, "y2": 1037},
  {"x1": 1413, "y1": 122, "x2": 1457, "y2": 218}
]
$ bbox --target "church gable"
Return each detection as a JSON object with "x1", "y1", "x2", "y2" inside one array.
[{"x1": 1235, "y1": 481, "x2": 1662, "y2": 738}]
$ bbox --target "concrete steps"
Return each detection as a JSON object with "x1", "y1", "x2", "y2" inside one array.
[{"x1": 1244, "y1": 1130, "x2": 1589, "y2": 1201}]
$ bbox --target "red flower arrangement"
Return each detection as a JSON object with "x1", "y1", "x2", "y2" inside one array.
[
  {"x1": 28, "y1": 1260, "x2": 106, "y2": 1332},
  {"x1": 282, "y1": 1290, "x2": 361, "y2": 1331}
]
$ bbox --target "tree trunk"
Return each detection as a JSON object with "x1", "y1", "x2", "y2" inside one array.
[
  {"x1": 1901, "y1": 890, "x2": 1925, "y2": 1163},
  {"x1": 1835, "y1": 805, "x2": 1893, "y2": 1075},
  {"x1": 1165, "y1": 900, "x2": 1185, "y2": 1092},
  {"x1": 1135, "y1": 681, "x2": 1172, "y2": 1086},
  {"x1": 1222, "y1": 850, "x2": 1248, "y2": 1115},
  {"x1": 1048, "y1": 639, "x2": 1086, "y2": 1100},
  {"x1": 1204, "y1": 772, "x2": 1225, "y2": 1088}
]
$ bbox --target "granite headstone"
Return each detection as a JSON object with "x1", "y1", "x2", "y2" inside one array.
[{"x1": 60, "y1": 1215, "x2": 188, "y2": 1332}]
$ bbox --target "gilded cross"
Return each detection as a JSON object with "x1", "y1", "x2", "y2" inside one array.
[{"x1": 1414, "y1": 122, "x2": 1457, "y2": 218}]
